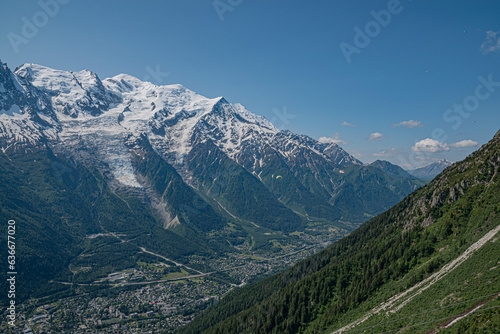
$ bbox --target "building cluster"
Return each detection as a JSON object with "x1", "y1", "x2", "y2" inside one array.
[{"x1": 1, "y1": 225, "x2": 345, "y2": 333}]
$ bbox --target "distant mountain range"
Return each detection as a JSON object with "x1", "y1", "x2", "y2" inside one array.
[
  {"x1": 181, "y1": 130, "x2": 500, "y2": 334},
  {"x1": 409, "y1": 159, "x2": 453, "y2": 179},
  {"x1": 0, "y1": 60, "x2": 425, "y2": 303},
  {"x1": 369, "y1": 160, "x2": 418, "y2": 180}
]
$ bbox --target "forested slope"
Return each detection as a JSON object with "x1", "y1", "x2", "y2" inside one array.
[{"x1": 180, "y1": 130, "x2": 500, "y2": 334}]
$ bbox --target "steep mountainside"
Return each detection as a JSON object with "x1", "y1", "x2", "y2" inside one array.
[{"x1": 181, "y1": 130, "x2": 500, "y2": 334}]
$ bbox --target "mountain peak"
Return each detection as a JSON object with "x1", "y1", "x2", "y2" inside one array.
[
  {"x1": 15, "y1": 63, "x2": 118, "y2": 118},
  {"x1": 369, "y1": 160, "x2": 415, "y2": 179},
  {"x1": 16, "y1": 63, "x2": 106, "y2": 93},
  {"x1": 0, "y1": 59, "x2": 8, "y2": 72},
  {"x1": 106, "y1": 73, "x2": 151, "y2": 91},
  {"x1": 409, "y1": 159, "x2": 453, "y2": 180},
  {"x1": 372, "y1": 159, "x2": 390, "y2": 165}
]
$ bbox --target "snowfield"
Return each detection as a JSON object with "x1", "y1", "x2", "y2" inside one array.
[{"x1": 0, "y1": 62, "x2": 360, "y2": 188}]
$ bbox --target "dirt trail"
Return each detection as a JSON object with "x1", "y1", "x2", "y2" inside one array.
[
  {"x1": 425, "y1": 293, "x2": 500, "y2": 334},
  {"x1": 333, "y1": 224, "x2": 500, "y2": 334}
]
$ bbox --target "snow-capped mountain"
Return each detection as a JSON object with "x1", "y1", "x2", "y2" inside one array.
[
  {"x1": 0, "y1": 60, "x2": 428, "y2": 300},
  {"x1": 2, "y1": 62, "x2": 358, "y2": 186},
  {"x1": 409, "y1": 159, "x2": 453, "y2": 180},
  {"x1": 0, "y1": 60, "x2": 423, "y2": 233}
]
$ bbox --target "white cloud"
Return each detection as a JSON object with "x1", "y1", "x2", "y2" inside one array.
[
  {"x1": 481, "y1": 30, "x2": 500, "y2": 54},
  {"x1": 373, "y1": 148, "x2": 399, "y2": 157},
  {"x1": 411, "y1": 138, "x2": 449, "y2": 152},
  {"x1": 391, "y1": 120, "x2": 424, "y2": 128},
  {"x1": 341, "y1": 121, "x2": 356, "y2": 127},
  {"x1": 368, "y1": 132, "x2": 386, "y2": 141},
  {"x1": 450, "y1": 139, "x2": 479, "y2": 148},
  {"x1": 319, "y1": 133, "x2": 347, "y2": 146}
]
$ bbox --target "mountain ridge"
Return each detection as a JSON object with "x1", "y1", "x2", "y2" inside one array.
[{"x1": 369, "y1": 159, "x2": 417, "y2": 180}]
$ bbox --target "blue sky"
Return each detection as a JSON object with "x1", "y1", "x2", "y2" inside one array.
[{"x1": 1, "y1": 0, "x2": 499, "y2": 168}]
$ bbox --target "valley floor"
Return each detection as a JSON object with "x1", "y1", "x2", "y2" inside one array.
[{"x1": 2, "y1": 225, "x2": 346, "y2": 333}]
